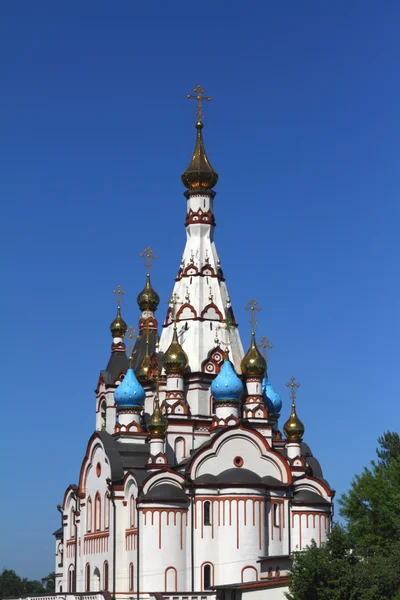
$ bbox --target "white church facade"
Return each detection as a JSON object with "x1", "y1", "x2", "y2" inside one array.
[{"x1": 53, "y1": 87, "x2": 333, "y2": 600}]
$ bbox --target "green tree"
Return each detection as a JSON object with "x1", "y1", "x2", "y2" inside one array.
[
  {"x1": 286, "y1": 432, "x2": 400, "y2": 600},
  {"x1": 0, "y1": 569, "x2": 53, "y2": 599}
]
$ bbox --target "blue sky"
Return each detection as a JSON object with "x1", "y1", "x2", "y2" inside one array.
[{"x1": 1, "y1": 0, "x2": 399, "y2": 579}]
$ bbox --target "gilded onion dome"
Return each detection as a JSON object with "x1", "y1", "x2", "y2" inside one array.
[
  {"x1": 148, "y1": 397, "x2": 168, "y2": 438},
  {"x1": 241, "y1": 332, "x2": 267, "y2": 379},
  {"x1": 181, "y1": 121, "x2": 219, "y2": 190},
  {"x1": 163, "y1": 327, "x2": 188, "y2": 375},
  {"x1": 283, "y1": 404, "x2": 305, "y2": 442},
  {"x1": 137, "y1": 352, "x2": 152, "y2": 383},
  {"x1": 137, "y1": 274, "x2": 160, "y2": 312},
  {"x1": 110, "y1": 305, "x2": 128, "y2": 338}
]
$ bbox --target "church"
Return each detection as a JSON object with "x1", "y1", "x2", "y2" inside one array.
[{"x1": 54, "y1": 86, "x2": 333, "y2": 600}]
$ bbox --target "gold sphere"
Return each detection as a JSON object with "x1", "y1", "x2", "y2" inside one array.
[
  {"x1": 163, "y1": 328, "x2": 188, "y2": 375},
  {"x1": 137, "y1": 353, "x2": 152, "y2": 383},
  {"x1": 148, "y1": 400, "x2": 168, "y2": 438},
  {"x1": 283, "y1": 405, "x2": 305, "y2": 443},
  {"x1": 241, "y1": 333, "x2": 266, "y2": 378},
  {"x1": 137, "y1": 274, "x2": 160, "y2": 312},
  {"x1": 181, "y1": 122, "x2": 219, "y2": 190},
  {"x1": 110, "y1": 307, "x2": 128, "y2": 338}
]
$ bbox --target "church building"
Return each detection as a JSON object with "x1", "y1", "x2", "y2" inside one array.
[{"x1": 54, "y1": 86, "x2": 333, "y2": 600}]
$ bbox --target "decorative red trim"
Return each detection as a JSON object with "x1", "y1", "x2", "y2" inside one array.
[
  {"x1": 164, "y1": 566, "x2": 178, "y2": 592},
  {"x1": 200, "y1": 302, "x2": 223, "y2": 321},
  {"x1": 185, "y1": 207, "x2": 216, "y2": 227}
]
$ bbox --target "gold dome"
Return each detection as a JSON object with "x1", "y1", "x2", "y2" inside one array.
[
  {"x1": 283, "y1": 404, "x2": 305, "y2": 443},
  {"x1": 241, "y1": 332, "x2": 267, "y2": 378},
  {"x1": 163, "y1": 327, "x2": 188, "y2": 375},
  {"x1": 110, "y1": 306, "x2": 128, "y2": 338},
  {"x1": 148, "y1": 397, "x2": 168, "y2": 438},
  {"x1": 137, "y1": 352, "x2": 152, "y2": 383},
  {"x1": 181, "y1": 121, "x2": 218, "y2": 190},
  {"x1": 137, "y1": 274, "x2": 160, "y2": 312}
]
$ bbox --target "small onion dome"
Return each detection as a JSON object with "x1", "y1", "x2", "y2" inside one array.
[
  {"x1": 137, "y1": 274, "x2": 160, "y2": 312},
  {"x1": 283, "y1": 404, "x2": 305, "y2": 443},
  {"x1": 262, "y1": 377, "x2": 282, "y2": 414},
  {"x1": 163, "y1": 328, "x2": 189, "y2": 375},
  {"x1": 241, "y1": 333, "x2": 267, "y2": 378},
  {"x1": 148, "y1": 399, "x2": 168, "y2": 438},
  {"x1": 181, "y1": 121, "x2": 219, "y2": 190},
  {"x1": 110, "y1": 306, "x2": 128, "y2": 338},
  {"x1": 137, "y1": 353, "x2": 152, "y2": 383},
  {"x1": 114, "y1": 366, "x2": 145, "y2": 408},
  {"x1": 211, "y1": 359, "x2": 244, "y2": 402}
]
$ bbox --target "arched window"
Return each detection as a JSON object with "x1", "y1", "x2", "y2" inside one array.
[
  {"x1": 204, "y1": 501, "x2": 211, "y2": 526},
  {"x1": 95, "y1": 493, "x2": 101, "y2": 531},
  {"x1": 104, "y1": 493, "x2": 110, "y2": 530},
  {"x1": 103, "y1": 562, "x2": 109, "y2": 591},
  {"x1": 273, "y1": 503, "x2": 279, "y2": 528},
  {"x1": 86, "y1": 497, "x2": 92, "y2": 533},
  {"x1": 203, "y1": 564, "x2": 212, "y2": 590},
  {"x1": 174, "y1": 437, "x2": 186, "y2": 463},
  {"x1": 59, "y1": 586, "x2": 63, "y2": 593},
  {"x1": 85, "y1": 564, "x2": 90, "y2": 592},
  {"x1": 68, "y1": 567, "x2": 75, "y2": 593},
  {"x1": 101, "y1": 401, "x2": 107, "y2": 430},
  {"x1": 70, "y1": 508, "x2": 75, "y2": 538},
  {"x1": 129, "y1": 563, "x2": 134, "y2": 592},
  {"x1": 165, "y1": 567, "x2": 177, "y2": 592},
  {"x1": 130, "y1": 495, "x2": 135, "y2": 528},
  {"x1": 93, "y1": 567, "x2": 101, "y2": 592}
]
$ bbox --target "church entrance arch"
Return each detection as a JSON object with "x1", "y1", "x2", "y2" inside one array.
[{"x1": 93, "y1": 567, "x2": 101, "y2": 591}]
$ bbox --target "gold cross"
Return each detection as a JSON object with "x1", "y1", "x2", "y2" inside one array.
[
  {"x1": 245, "y1": 299, "x2": 261, "y2": 332},
  {"x1": 168, "y1": 293, "x2": 182, "y2": 322},
  {"x1": 258, "y1": 336, "x2": 274, "y2": 361},
  {"x1": 187, "y1": 84, "x2": 212, "y2": 121},
  {"x1": 286, "y1": 376, "x2": 300, "y2": 406},
  {"x1": 126, "y1": 325, "x2": 137, "y2": 357},
  {"x1": 112, "y1": 284, "x2": 125, "y2": 308},
  {"x1": 140, "y1": 247, "x2": 157, "y2": 272}
]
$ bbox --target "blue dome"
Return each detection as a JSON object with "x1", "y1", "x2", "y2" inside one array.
[
  {"x1": 211, "y1": 360, "x2": 244, "y2": 402},
  {"x1": 114, "y1": 368, "x2": 145, "y2": 408},
  {"x1": 262, "y1": 377, "x2": 282, "y2": 414}
]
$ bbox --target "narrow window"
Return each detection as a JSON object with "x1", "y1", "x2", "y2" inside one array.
[
  {"x1": 203, "y1": 564, "x2": 211, "y2": 590},
  {"x1": 174, "y1": 437, "x2": 185, "y2": 464},
  {"x1": 86, "y1": 497, "x2": 92, "y2": 533},
  {"x1": 85, "y1": 564, "x2": 90, "y2": 592},
  {"x1": 70, "y1": 508, "x2": 75, "y2": 538},
  {"x1": 59, "y1": 586, "x2": 62, "y2": 593},
  {"x1": 100, "y1": 401, "x2": 107, "y2": 430},
  {"x1": 103, "y1": 562, "x2": 109, "y2": 591},
  {"x1": 104, "y1": 493, "x2": 110, "y2": 530},
  {"x1": 95, "y1": 494, "x2": 101, "y2": 531},
  {"x1": 130, "y1": 495, "x2": 135, "y2": 528},
  {"x1": 273, "y1": 503, "x2": 279, "y2": 527},
  {"x1": 129, "y1": 563, "x2": 134, "y2": 592},
  {"x1": 204, "y1": 501, "x2": 211, "y2": 526},
  {"x1": 68, "y1": 568, "x2": 74, "y2": 593}
]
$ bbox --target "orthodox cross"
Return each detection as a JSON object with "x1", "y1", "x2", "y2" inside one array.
[
  {"x1": 126, "y1": 325, "x2": 137, "y2": 357},
  {"x1": 168, "y1": 293, "x2": 182, "y2": 324},
  {"x1": 187, "y1": 84, "x2": 212, "y2": 121},
  {"x1": 258, "y1": 336, "x2": 273, "y2": 362},
  {"x1": 245, "y1": 299, "x2": 261, "y2": 333},
  {"x1": 140, "y1": 247, "x2": 157, "y2": 272},
  {"x1": 286, "y1": 376, "x2": 300, "y2": 406},
  {"x1": 185, "y1": 286, "x2": 190, "y2": 302},
  {"x1": 112, "y1": 284, "x2": 125, "y2": 308}
]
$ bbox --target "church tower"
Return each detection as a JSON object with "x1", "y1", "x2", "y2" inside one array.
[{"x1": 54, "y1": 86, "x2": 334, "y2": 600}]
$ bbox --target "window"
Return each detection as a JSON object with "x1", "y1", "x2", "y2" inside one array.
[
  {"x1": 130, "y1": 495, "x2": 135, "y2": 528},
  {"x1": 85, "y1": 564, "x2": 90, "y2": 592},
  {"x1": 174, "y1": 437, "x2": 185, "y2": 464},
  {"x1": 103, "y1": 562, "x2": 109, "y2": 591},
  {"x1": 101, "y1": 401, "x2": 107, "y2": 430},
  {"x1": 203, "y1": 564, "x2": 211, "y2": 590},
  {"x1": 70, "y1": 509, "x2": 75, "y2": 538},
  {"x1": 86, "y1": 497, "x2": 92, "y2": 532},
  {"x1": 129, "y1": 563, "x2": 134, "y2": 592},
  {"x1": 104, "y1": 493, "x2": 110, "y2": 530},
  {"x1": 273, "y1": 503, "x2": 279, "y2": 528},
  {"x1": 204, "y1": 501, "x2": 211, "y2": 526},
  {"x1": 95, "y1": 493, "x2": 101, "y2": 531},
  {"x1": 68, "y1": 567, "x2": 75, "y2": 593}
]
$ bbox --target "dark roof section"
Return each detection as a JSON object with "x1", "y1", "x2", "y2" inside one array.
[
  {"x1": 276, "y1": 441, "x2": 331, "y2": 491},
  {"x1": 293, "y1": 489, "x2": 331, "y2": 506},
  {"x1": 53, "y1": 526, "x2": 63, "y2": 538},
  {"x1": 195, "y1": 469, "x2": 287, "y2": 487},
  {"x1": 131, "y1": 329, "x2": 159, "y2": 372},
  {"x1": 101, "y1": 352, "x2": 129, "y2": 386},
  {"x1": 96, "y1": 431, "x2": 149, "y2": 484},
  {"x1": 141, "y1": 484, "x2": 189, "y2": 503}
]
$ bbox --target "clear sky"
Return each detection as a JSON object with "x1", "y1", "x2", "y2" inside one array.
[{"x1": 1, "y1": 0, "x2": 399, "y2": 579}]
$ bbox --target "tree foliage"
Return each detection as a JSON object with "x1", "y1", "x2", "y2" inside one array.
[
  {"x1": 287, "y1": 431, "x2": 400, "y2": 600},
  {"x1": 0, "y1": 569, "x2": 55, "y2": 599}
]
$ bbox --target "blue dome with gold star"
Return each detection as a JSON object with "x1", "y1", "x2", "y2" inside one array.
[
  {"x1": 262, "y1": 377, "x2": 282, "y2": 414},
  {"x1": 114, "y1": 367, "x2": 145, "y2": 408},
  {"x1": 211, "y1": 359, "x2": 244, "y2": 402}
]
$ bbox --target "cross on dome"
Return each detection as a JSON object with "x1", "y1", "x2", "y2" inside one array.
[
  {"x1": 140, "y1": 247, "x2": 157, "y2": 273},
  {"x1": 187, "y1": 84, "x2": 212, "y2": 122},
  {"x1": 259, "y1": 336, "x2": 274, "y2": 362},
  {"x1": 286, "y1": 376, "x2": 300, "y2": 406},
  {"x1": 113, "y1": 284, "x2": 125, "y2": 308}
]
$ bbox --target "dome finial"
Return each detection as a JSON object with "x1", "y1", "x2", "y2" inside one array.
[
  {"x1": 110, "y1": 284, "x2": 128, "y2": 338},
  {"x1": 137, "y1": 247, "x2": 160, "y2": 312},
  {"x1": 241, "y1": 300, "x2": 266, "y2": 378},
  {"x1": 148, "y1": 377, "x2": 168, "y2": 438},
  {"x1": 163, "y1": 297, "x2": 189, "y2": 375},
  {"x1": 283, "y1": 376, "x2": 304, "y2": 442},
  {"x1": 181, "y1": 85, "x2": 218, "y2": 190},
  {"x1": 137, "y1": 322, "x2": 153, "y2": 383}
]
